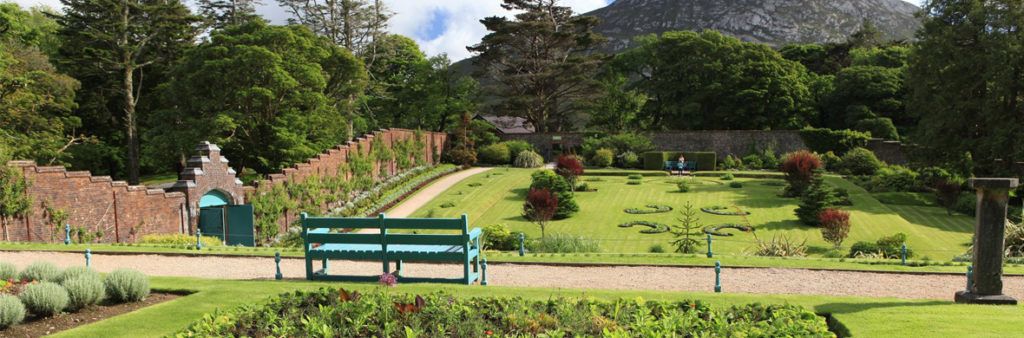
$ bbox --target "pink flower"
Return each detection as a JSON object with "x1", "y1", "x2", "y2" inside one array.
[{"x1": 378, "y1": 273, "x2": 397, "y2": 287}]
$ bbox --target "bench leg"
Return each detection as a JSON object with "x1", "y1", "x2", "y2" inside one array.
[
  {"x1": 382, "y1": 259, "x2": 389, "y2": 275},
  {"x1": 474, "y1": 255, "x2": 480, "y2": 274},
  {"x1": 322, "y1": 259, "x2": 328, "y2": 274},
  {"x1": 396, "y1": 260, "x2": 403, "y2": 277},
  {"x1": 305, "y1": 257, "x2": 313, "y2": 280},
  {"x1": 464, "y1": 258, "x2": 472, "y2": 285}
]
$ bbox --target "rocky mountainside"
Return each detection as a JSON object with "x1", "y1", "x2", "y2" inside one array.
[{"x1": 586, "y1": 0, "x2": 922, "y2": 52}]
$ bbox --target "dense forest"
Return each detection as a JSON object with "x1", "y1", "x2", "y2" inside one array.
[{"x1": 1, "y1": 0, "x2": 1022, "y2": 182}]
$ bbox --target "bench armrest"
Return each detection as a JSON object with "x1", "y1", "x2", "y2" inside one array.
[{"x1": 468, "y1": 227, "x2": 482, "y2": 241}]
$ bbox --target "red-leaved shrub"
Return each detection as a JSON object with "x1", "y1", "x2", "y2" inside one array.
[
  {"x1": 523, "y1": 188, "x2": 559, "y2": 238},
  {"x1": 555, "y1": 154, "x2": 584, "y2": 191},
  {"x1": 819, "y1": 208, "x2": 850, "y2": 249},
  {"x1": 781, "y1": 151, "x2": 822, "y2": 196}
]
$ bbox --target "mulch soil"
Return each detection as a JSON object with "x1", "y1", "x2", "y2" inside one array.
[{"x1": 1, "y1": 292, "x2": 181, "y2": 337}]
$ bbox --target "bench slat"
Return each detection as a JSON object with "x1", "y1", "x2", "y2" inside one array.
[
  {"x1": 308, "y1": 233, "x2": 381, "y2": 245},
  {"x1": 386, "y1": 234, "x2": 466, "y2": 246},
  {"x1": 303, "y1": 217, "x2": 378, "y2": 229},
  {"x1": 382, "y1": 217, "x2": 465, "y2": 230}
]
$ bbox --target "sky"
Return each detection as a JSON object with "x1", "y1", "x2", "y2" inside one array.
[{"x1": 10, "y1": 0, "x2": 927, "y2": 61}]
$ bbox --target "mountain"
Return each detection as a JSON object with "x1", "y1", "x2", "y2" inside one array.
[{"x1": 585, "y1": 0, "x2": 923, "y2": 53}]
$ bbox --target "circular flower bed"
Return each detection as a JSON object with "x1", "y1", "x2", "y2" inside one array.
[
  {"x1": 617, "y1": 221, "x2": 670, "y2": 234},
  {"x1": 702, "y1": 224, "x2": 755, "y2": 236},
  {"x1": 700, "y1": 206, "x2": 751, "y2": 216},
  {"x1": 624, "y1": 204, "x2": 673, "y2": 214}
]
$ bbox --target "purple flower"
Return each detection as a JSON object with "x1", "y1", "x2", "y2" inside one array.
[{"x1": 378, "y1": 273, "x2": 397, "y2": 287}]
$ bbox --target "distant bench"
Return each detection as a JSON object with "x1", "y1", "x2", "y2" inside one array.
[
  {"x1": 664, "y1": 160, "x2": 696, "y2": 174},
  {"x1": 301, "y1": 213, "x2": 484, "y2": 285}
]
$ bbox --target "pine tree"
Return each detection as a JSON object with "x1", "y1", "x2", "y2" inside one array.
[
  {"x1": 795, "y1": 171, "x2": 839, "y2": 226},
  {"x1": 196, "y1": 0, "x2": 263, "y2": 30}
]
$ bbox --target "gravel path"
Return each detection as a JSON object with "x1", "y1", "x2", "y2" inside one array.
[
  {"x1": 383, "y1": 167, "x2": 492, "y2": 218},
  {"x1": 5, "y1": 251, "x2": 1022, "y2": 301}
]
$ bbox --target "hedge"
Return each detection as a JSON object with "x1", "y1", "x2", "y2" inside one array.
[{"x1": 798, "y1": 128, "x2": 870, "y2": 155}]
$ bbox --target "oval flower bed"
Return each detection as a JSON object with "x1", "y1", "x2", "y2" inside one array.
[
  {"x1": 617, "y1": 221, "x2": 670, "y2": 234},
  {"x1": 623, "y1": 204, "x2": 673, "y2": 214},
  {"x1": 702, "y1": 223, "x2": 755, "y2": 236},
  {"x1": 701, "y1": 205, "x2": 751, "y2": 216},
  {"x1": 177, "y1": 288, "x2": 834, "y2": 337}
]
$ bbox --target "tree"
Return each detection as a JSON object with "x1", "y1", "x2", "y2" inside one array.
[
  {"x1": 196, "y1": 0, "x2": 262, "y2": 31},
  {"x1": 819, "y1": 208, "x2": 851, "y2": 249},
  {"x1": 908, "y1": 0, "x2": 1024, "y2": 176},
  {"x1": 934, "y1": 180, "x2": 961, "y2": 216},
  {"x1": 278, "y1": 0, "x2": 389, "y2": 56},
  {"x1": 781, "y1": 151, "x2": 823, "y2": 197},
  {"x1": 528, "y1": 169, "x2": 578, "y2": 219},
  {"x1": 822, "y1": 66, "x2": 905, "y2": 129},
  {"x1": 795, "y1": 172, "x2": 839, "y2": 226},
  {"x1": 468, "y1": 0, "x2": 606, "y2": 132},
  {"x1": 445, "y1": 112, "x2": 476, "y2": 167},
  {"x1": 587, "y1": 73, "x2": 647, "y2": 132},
  {"x1": 616, "y1": 31, "x2": 815, "y2": 131},
  {"x1": 670, "y1": 202, "x2": 702, "y2": 254},
  {"x1": 54, "y1": 0, "x2": 198, "y2": 184},
  {"x1": 248, "y1": 184, "x2": 294, "y2": 244},
  {"x1": 523, "y1": 188, "x2": 558, "y2": 238},
  {"x1": 555, "y1": 153, "x2": 583, "y2": 193},
  {"x1": 0, "y1": 146, "x2": 33, "y2": 241},
  {"x1": 146, "y1": 21, "x2": 366, "y2": 174}
]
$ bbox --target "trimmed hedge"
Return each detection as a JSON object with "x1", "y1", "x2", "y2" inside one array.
[{"x1": 798, "y1": 127, "x2": 870, "y2": 154}]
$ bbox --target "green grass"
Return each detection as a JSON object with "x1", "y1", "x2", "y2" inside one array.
[
  {"x1": 872, "y1": 192, "x2": 939, "y2": 207},
  {"x1": 138, "y1": 173, "x2": 178, "y2": 186},
  {"x1": 52, "y1": 277, "x2": 1024, "y2": 337},
  {"x1": 405, "y1": 169, "x2": 974, "y2": 260}
]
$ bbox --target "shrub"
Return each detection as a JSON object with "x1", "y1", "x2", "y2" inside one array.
[
  {"x1": 476, "y1": 143, "x2": 510, "y2": 165},
  {"x1": 615, "y1": 151, "x2": 640, "y2": 168},
  {"x1": 56, "y1": 266, "x2": 102, "y2": 284},
  {"x1": 527, "y1": 233, "x2": 600, "y2": 253},
  {"x1": 501, "y1": 141, "x2": 534, "y2": 158},
  {"x1": 62, "y1": 275, "x2": 105, "y2": 311},
  {"x1": 627, "y1": 174, "x2": 643, "y2": 180},
  {"x1": 649, "y1": 244, "x2": 665, "y2": 253},
  {"x1": 529, "y1": 170, "x2": 578, "y2": 219},
  {"x1": 439, "y1": 202, "x2": 455, "y2": 208},
  {"x1": 513, "y1": 150, "x2": 544, "y2": 168},
  {"x1": 849, "y1": 233, "x2": 912, "y2": 258},
  {"x1": 555, "y1": 154, "x2": 584, "y2": 190},
  {"x1": 934, "y1": 181, "x2": 962, "y2": 215},
  {"x1": 721, "y1": 155, "x2": 740, "y2": 170},
  {"x1": 104, "y1": 269, "x2": 150, "y2": 303},
  {"x1": 795, "y1": 174, "x2": 838, "y2": 226},
  {"x1": 482, "y1": 224, "x2": 518, "y2": 251},
  {"x1": 0, "y1": 262, "x2": 16, "y2": 281},
  {"x1": 741, "y1": 154, "x2": 763, "y2": 169},
  {"x1": 641, "y1": 151, "x2": 666, "y2": 170},
  {"x1": 866, "y1": 165, "x2": 922, "y2": 192},
  {"x1": 953, "y1": 191, "x2": 976, "y2": 215},
  {"x1": 761, "y1": 149, "x2": 780, "y2": 170},
  {"x1": 820, "y1": 151, "x2": 841, "y2": 171},
  {"x1": 729, "y1": 181, "x2": 743, "y2": 188},
  {"x1": 18, "y1": 261, "x2": 62, "y2": 282},
  {"x1": 839, "y1": 147, "x2": 882, "y2": 175},
  {"x1": 0, "y1": 294, "x2": 25, "y2": 329},
  {"x1": 523, "y1": 188, "x2": 559, "y2": 238},
  {"x1": 750, "y1": 233, "x2": 807, "y2": 257},
  {"x1": 798, "y1": 127, "x2": 870, "y2": 154},
  {"x1": 590, "y1": 148, "x2": 614, "y2": 167},
  {"x1": 677, "y1": 181, "x2": 691, "y2": 192},
  {"x1": 18, "y1": 282, "x2": 68, "y2": 317},
  {"x1": 854, "y1": 117, "x2": 899, "y2": 140},
  {"x1": 919, "y1": 166, "x2": 957, "y2": 187},
  {"x1": 627, "y1": 179, "x2": 642, "y2": 185},
  {"x1": 781, "y1": 151, "x2": 822, "y2": 196},
  {"x1": 819, "y1": 208, "x2": 851, "y2": 248},
  {"x1": 720, "y1": 173, "x2": 734, "y2": 180},
  {"x1": 139, "y1": 234, "x2": 222, "y2": 248}
]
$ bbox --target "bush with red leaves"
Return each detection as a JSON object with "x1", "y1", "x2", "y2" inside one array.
[
  {"x1": 555, "y1": 154, "x2": 584, "y2": 190},
  {"x1": 523, "y1": 188, "x2": 559, "y2": 238},
  {"x1": 781, "y1": 151, "x2": 822, "y2": 196},
  {"x1": 819, "y1": 208, "x2": 850, "y2": 249}
]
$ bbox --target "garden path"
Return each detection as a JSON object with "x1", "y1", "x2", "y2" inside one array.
[
  {"x1": 5, "y1": 251, "x2": 1022, "y2": 302},
  {"x1": 382, "y1": 167, "x2": 492, "y2": 218}
]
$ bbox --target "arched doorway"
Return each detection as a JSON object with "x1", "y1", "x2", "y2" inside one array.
[{"x1": 198, "y1": 190, "x2": 254, "y2": 246}]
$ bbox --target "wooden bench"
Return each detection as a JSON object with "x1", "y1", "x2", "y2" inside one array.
[
  {"x1": 664, "y1": 160, "x2": 696, "y2": 175},
  {"x1": 301, "y1": 212, "x2": 483, "y2": 285}
]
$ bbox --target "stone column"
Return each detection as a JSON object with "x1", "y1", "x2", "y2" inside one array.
[{"x1": 955, "y1": 178, "x2": 1019, "y2": 305}]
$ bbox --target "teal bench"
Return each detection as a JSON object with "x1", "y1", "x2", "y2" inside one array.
[
  {"x1": 664, "y1": 160, "x2": 696, "y2": 173},
  {"x1": 301, "y1": 212, "x2": 484, "y2": 285}
]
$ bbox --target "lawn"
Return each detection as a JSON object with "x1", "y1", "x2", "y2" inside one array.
[
  {"x1": 404, "y1": 168, "x2": 975, "y2": 260},
  {"x1": 53, "y1": 277, "x2": 1024, "y2": 337}
]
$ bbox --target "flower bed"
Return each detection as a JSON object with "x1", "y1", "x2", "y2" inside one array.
[
  {"x1": 702, "y1": 224, "x2": 755, "y2": 236},
  {"x1": 701, "y1": 205, "x2": 751, "y2": 216},
  {"x1": 623, "y1": 204, "x2": 673, "y2": 214},
  {"x1": 328, "y1": 165, "x2": 458, "y2": 217},
  {"x1": 177, "y1": 288, "x2": 833, "y2": 336},
  {"x1": 617, "y1": 221, "x2": 671, "y2": 234}
]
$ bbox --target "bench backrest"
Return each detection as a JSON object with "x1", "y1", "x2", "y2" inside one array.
[{"x1": 301, "y1": 213, "x2": 471, "y2": 247}]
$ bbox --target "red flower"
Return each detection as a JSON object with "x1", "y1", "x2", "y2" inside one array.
[{"x1": 486, "y1": 331, "x2": 493, "y2": 335}]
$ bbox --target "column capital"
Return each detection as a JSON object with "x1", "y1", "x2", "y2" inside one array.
[{"x1": 969, "y1": 178, "x2": 1019, "y2": 190}]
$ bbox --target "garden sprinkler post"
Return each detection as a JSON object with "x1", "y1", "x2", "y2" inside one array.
[
  {"x1": 481, "y1": 258, "x2": 488, "y2": 286},
  {"x1": 64, "y1": 223, "x2": 70, "y2": 245},
  {"x1": 714, "y1": 261, "x2": 722, "y2": 293},
  {"x1": 519, "y1": 233, "x2": 525, "y2": 256},
  {"x1": 275, "y1": 252, "x2": 282, "y2": 280},
  {"x1": 85, "y1": 248, "x2": 91, "y2": 267},
  {"x1": 966, "y1": 265, "x2": 973, "y2": 291},
  {"x1": 196, "y1": 229, "x2": 202, "y2": 250},
  {"x1": 706, "y1": 234, "x2": 713, "y2": 258},
  {"x1": 901, "y1": 244, "x2": 907, "y2": 265}
]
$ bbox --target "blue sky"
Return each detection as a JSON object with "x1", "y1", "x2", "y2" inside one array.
[{"x1": 9, "y1": 0, "x2": 927, "y2": 60}]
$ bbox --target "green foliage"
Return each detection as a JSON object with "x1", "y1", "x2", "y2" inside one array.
[
  {"x1": 856, "y1": 165, "x2": 923, "y2": 193},
  {"x1": 446, "y1": 112, "x2": 477, "y2": 166},
  {"x1": 0, "y1": 294, "x2": 25, "y2": 329},
  {"x1": 616, "y1": 151, "x2": 640, "y2": 168},
  {"x1": 741, "y1": 155, "x2": 763, "y2": 169},
  {"x1": 482, "y1": 224, "x2": 518, "y2": 251},
  {"x1": 839, "y1": 147, "x2": 882, "y2": 176},
  {"x1": 528, "y1": 233, "x2": 600, "y2": 253},
  {"x1": 677, "y1": 181, "x2": 691, "y2": 192},
  {"x1": 246, "y1": 184, "x2": 294, "y2": 244},
  {"x1": 642, "y1": 152, "x2": 666, "y2": 170},
  {"x1": 590, "y1": 148, "x2": 614, "y2": 167},
  {"x1": 798, "y1": 128, "x2": 871, "y2": 155},
  {"x1": 581, "y1": 133, "x2": 654, "y2": 163},
  {"x1": 62, "y1": 274, "x2": 105, "y2": 311},
  {"x1": 854, "y1": 117, "x2": 899, "y2": 140},
  {"x1": 528, "y1": 170, "x2": 578, "y2": 219},
  {"x1": 795, "y1": 175, "x2": 838, "y2": 226},
  {"x1": 626, "y1": 179, "x2": 642, "y2": 185},
  {"x1": 104, "y1": 268, "x2": 150, "y2": 303},
  {"x1": 18, "y1": 261, "x2": 61, "y2": 282},
  {"x1": 849, "y1": 233, "x2": 912, "y2": 259},
  {"x1": 670, "y1": 203, "x2": 703, "y2": 254},
  {"x1": 18, "y1": 281, "x2": 68, "y2": 317},
  {"x1": 501, "y1": 141, "x2": 534, "y2": 159},
  {"x1": 139, "y1": 234, "x2": 223, "y2": 248},
  {"x1": 720, "y1": 173, "x2": 735, "y2": 181},
  {"x1": 648, "y1": 244, "x2": 665, "y2": 253},
  {"x1": 750, "y1": 234, "x2": 808, "y2": 257},
  {"x1": 0, "y1": 262, "x2": 16, "y2": 281},
  {"x1": 476, "y1": 143, "x2": 510, "y2": 165},
  {"x1": 0, "y1": 160, "x2": 33, "y2": 235},
  {"x1": 823, "y1": 66, "x2": 906, "y2": 130},
  {"x1": 615, "y1": 30, "x2": 815, "y2": 130},
  {"x1": 588, "y1": 73, "x2": 649, "y2": 132},
  {"x1": 729, "y1": 181, "x2": 743, "y2": 188},
  {"x1": 177, "y1": 288, "x2": 831, "y2": 336},
  {"x1": 55, "y1": 266, "x2": 101, "y2": 284},
  {"x1": 512, "y1": 150, "x2": 544, "y2": 168},
  {"x1": 820, "y1": 151, "x2": 841, "y2": 171},
  {"x1": 627, "y1": 174, "x2": 643, "y2": 180}
]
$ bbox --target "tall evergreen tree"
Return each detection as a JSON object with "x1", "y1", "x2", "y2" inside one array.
[
  {"x1": 908, "y1": 0, "x2": 1024, "y2": 175},
  {"x1": 54, "y1": 0, "x2": 198, "y2": 184},
  {"x1": 196, "y1": 0, "x2": 262, "y2": 30},
  {"x1": 468, "y1": 0, "x2": 606, "y2": 133},
  {"x1": 277, "y1": 0, "x2": 389, "y2": 56}
]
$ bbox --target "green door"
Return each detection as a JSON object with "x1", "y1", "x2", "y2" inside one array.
[
  {"x1": 199, "y1": 207, "x2": 225, "y2": 242},
  {"x1": 226, "y1": 204, "x2": 255, "y2": 246}
]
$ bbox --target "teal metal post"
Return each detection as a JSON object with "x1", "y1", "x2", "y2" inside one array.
[
  {"x1": 274, "y1": 252, "x2": 282, "y2": 280},
  {"x1": 64, "y1": 223, "x2": 71, "y2": 245},
  {"x1": 714, "y1": 261, "x2": 722, "y2": 293},
  {"x1": 706, "y1": 234, "x2": 713, "y2": 258},
  {"x1": 518, "y1": 233, "x2": 525, "y2": 256},
  {"x1": 196, "y1": 229, "x2": 203, "y2": 250},
  {"x1": 966, "y1": 265, "x2": 973, "y2": 291},
  {"x1": 481, "y1": 258, "x2": 488, "y2": 286},
  {"x1": 901, "y1": 244, "x2": 907, "y2": 265},
  {"x1": 85, "y1": 249, "x2": 91, "y2": 267}
]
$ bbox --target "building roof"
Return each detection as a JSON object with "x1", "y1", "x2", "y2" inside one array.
[{"x1": 474, "y1": 115, "x2": 535, "y2": 134}]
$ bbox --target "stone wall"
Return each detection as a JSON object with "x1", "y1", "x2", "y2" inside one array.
[{"x1": 5, "y1": 161, "x2": 187, "y2": 243}]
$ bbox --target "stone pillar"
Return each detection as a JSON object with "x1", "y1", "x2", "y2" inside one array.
[{"x1": 955, "y1": 178, "x2": 1019, "y2": 305}]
